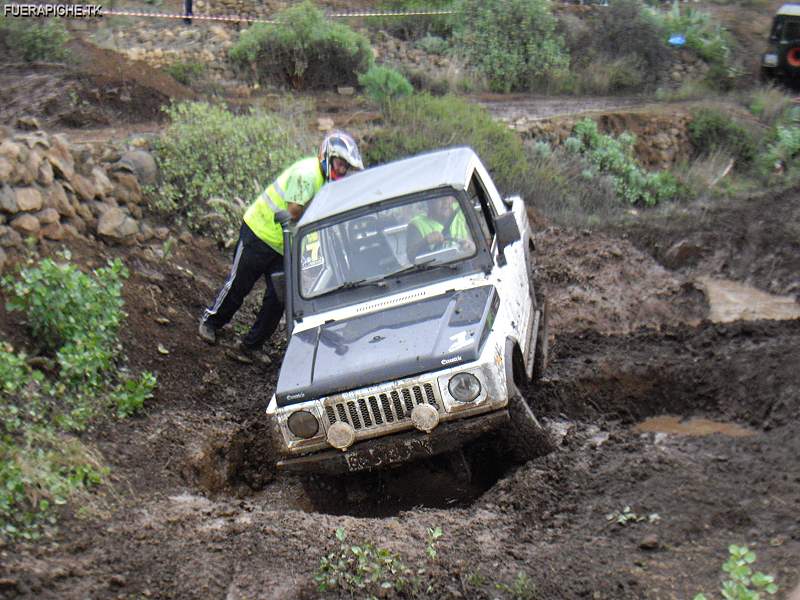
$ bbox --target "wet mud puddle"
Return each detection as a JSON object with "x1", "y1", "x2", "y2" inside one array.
[
  {"x1": 634, "y1": 415, "x2": 756, "y2": 438},
  {"x1": 697, "y1": 277, "x2": 800, "y2": 323}
]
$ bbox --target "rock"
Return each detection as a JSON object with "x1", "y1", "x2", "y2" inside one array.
[
  {"x1": 0, "y1": 184, "x2": 18, "y2": 213},
  {"x1": 48, "y1": 182, "x2": 75, "y2": 218},
  {"x1": 15, "y1": 133, "x2": 49, "y2": 150},
  {"x1": 41, "y1": 222, "x2": 64, "y2": 241},
  {"x1": 639, "y1": 534, "x2": 659, "y2": 550},
  {"x1": 47, "y1": 135, "x2": 75, "y2": 180},
  {"x1": 116, "y1": 150, "x2": 158, "y2": 186},
  {"x1": 317, "y1": 117, "x2": 334, "y2": 132},
  {"x1": 0, "y1": 157, "x2": 12, "y2": 183},
  {"x1": 89, "y1": 200, "x2": 112, "y2": 217},
  {"x1": 10, "y1": 213, "x2": 40, "y2": 235},
  {"x1": 153, "y1": 226, "x2": 170, "y2": 241},
  {"x1": 112, "y1": 172, "x2": 142, "y2": 204},
  {"x1": 109, "y1": 574, "x2": 126, "y2": 588},
  {"x1": 65, "y1": 215, "x2": 87, "y2": 234},
  {"x1": 91, "y1": 166, "x2": 114, "y2": 198},
  {"x1": 0, "y1": 225, "x2": 22, "y2": 247},
  {"x1": 76, "y1": 203, "x2": 93, "y2": 221},
  {"x1": 97, "y1": 207, "x2": 139, "y2": 242},
  {"x1": 127, "y1": 203, "x2": 143, "y2": 219},
  {"x1": 139, "y1": 221, "x2": 155, "y2": 241},
  {"x1": 35, "y1": 208, "x2": 59, "y2": 225},
  {"x1": 72, "y1": 174, "x2": 97, "y2": 202},
  {"x1": 663, "y1": 239, "x2": 704, "y2": 269},
  {"x1": 16, "y1": 116, "x2": 41, "y2": 131},
  {"x1": 61, "y1": 222, "x2": 80, "y2": 238},
  {"x1": 37, "y1": 158, "x2": 54, "y2": 186},
  {"x1": 337, "y1": 86, "x2": 355, "y2": 96},
  {"x1": 178, "y1": 230, "x2": 193, "y2": 244},
  {"x1": 15, "y1": 187, "x2": 43, "y2": 212}
]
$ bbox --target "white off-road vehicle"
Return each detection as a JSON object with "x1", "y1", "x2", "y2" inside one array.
[{"x1": 266, "y1": 147, "x2": 548, "y2": 474}]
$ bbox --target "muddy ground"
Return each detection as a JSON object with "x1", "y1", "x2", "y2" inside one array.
[{"x1": 1, "y1": 182, "x2": 799, "y2": 599}]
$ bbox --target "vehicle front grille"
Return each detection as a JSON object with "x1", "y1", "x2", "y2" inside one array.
[{"x1": 324, "y1": 382, "x2": 440, "y2": 431}]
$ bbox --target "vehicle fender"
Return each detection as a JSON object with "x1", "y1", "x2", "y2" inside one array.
[{"x1": 504, "y1": 336, "x2": 520, "y2": 399}]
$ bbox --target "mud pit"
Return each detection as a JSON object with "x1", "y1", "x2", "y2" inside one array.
[{"x1": 1, "y1": 189, "x2": 800, "y2": 598}]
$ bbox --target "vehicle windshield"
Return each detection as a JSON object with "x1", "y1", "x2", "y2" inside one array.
[{"x1": 298, "y1": 193, "x2": 477, "y2": 299}]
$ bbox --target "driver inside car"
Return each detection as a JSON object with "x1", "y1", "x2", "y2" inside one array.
[{"x1": 406, "y1": 196, "x2": 475, "y2": 262}]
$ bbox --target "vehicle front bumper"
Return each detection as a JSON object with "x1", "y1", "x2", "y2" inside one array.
[{"x1": 276, "y1": 409, "x2": 509, "y2": 475}]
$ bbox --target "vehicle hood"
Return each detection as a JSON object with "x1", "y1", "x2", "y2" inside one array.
[{"x1": 276, "y1": 286, "x2": 497, "y2": 406}]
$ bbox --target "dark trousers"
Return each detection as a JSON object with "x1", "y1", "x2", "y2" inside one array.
[{"x1": 203, "y1": 223, "x2": 284, "y2": 350}]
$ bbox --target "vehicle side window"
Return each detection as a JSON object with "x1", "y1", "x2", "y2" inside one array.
[{"x1": 468, "y1": 174, "x2": 495, "y2": 246}]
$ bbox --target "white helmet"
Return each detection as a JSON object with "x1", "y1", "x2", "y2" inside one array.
[{"x1": 319, "y1": 131, "x2": 364, "y2": 180}]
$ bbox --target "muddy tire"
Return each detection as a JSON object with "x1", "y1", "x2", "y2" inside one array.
[
  {"x1": 503, "y1": 392, "x2": 553, "y2": 464},
  {"x1": 532, "y1": 300, "x2": 550, "y2": 382}
]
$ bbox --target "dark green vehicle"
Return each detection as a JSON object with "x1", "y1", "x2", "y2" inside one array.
[{"x1": 762, "y1": 4, "x2": 800, "y2": 82}]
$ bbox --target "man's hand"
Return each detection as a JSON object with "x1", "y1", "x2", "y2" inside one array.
[{"x1": 287, "y1": 202, "x2": 304, "y2": 221}]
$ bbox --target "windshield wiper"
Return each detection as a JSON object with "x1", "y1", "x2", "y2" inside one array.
[
  {"x1": 384, "y1": 258, "x2": 459, "y2": 279},
  {"x1": 310, "y1": 276, "x2": 387, "y2": 300}
]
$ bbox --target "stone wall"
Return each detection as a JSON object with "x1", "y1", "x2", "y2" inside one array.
[{"x1": 0, "y1": 119, "x2": 167, "y2": 273}]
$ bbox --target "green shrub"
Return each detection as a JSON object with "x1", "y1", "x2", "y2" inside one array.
[
  {"x1": 415, "y1": 34, "x2": 450, "y2": 55},
  {"x1": 688, "y1": 108, "x2": 757, "y2": 165},
  {"x1": 748, "y1": 85, "x2": 794, "y2": 127},
  {"x1": 150, "y1": 101, "x2": 306, "y2": 243},
  {"x1": 568, "y1": 118, "x2": 683, "y2": 206},
  {"x1": 370, "y1": 0, "x2": 455, "y2": 40},
  {"x1": 358, "y1": 65, "x2": 414, "y2": 105},
  {"x1": 229, "y1": 1, "x2": 373, "y2": 89},
  {"x1": 0, "y1": 17, "x2": 70, "y2": 62},
  {"x1": 365, "y1": 93, "x2": 527, "y2": 193},
  {"x1": 761, "y1": 107, "x2": 800, "y2": 173},
  {"x1": 1, "y1": 256, "x2": 156, "y2": 537},
  {"x1": 164, "y1": 60, "x2": 206, "y2": 85},
  {"x1": 453, "y1": 0, "x2": 569, "y2": 92}
]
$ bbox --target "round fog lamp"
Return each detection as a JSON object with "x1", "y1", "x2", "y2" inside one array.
[
  {"x1": 448, "y1": 373, "x2": 481, "y2": 402},
  {"x1": 287, "y1": 410, "x2": 319, "y2": 439}
]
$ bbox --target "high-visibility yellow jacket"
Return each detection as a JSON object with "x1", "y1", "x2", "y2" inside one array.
[
  {"x1": 408, "y1": 207, "x2": 469, "y2": 241},
  {"x1": 243, "y1": 157, "x2": 325, "y2": 254}
]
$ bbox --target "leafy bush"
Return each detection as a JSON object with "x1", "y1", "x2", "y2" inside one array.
[
  {"x1": 761, "y1": 107, "x2": 800, "y2": 173},
  {"x1": 0, "y1": 17, "x2": 70, "y2": 62},
  {"x1": 748, "y1": 86, "x2": 795, "y2": 127},
  {"x1": 150, "y1": 101, "x2": 305, "y2": 243},
  {"x1": 1, "y1": 255, "x2": 156, "y2": 537},
  {"x1": 568, "y1": 118, "x2": 682, "y2": 206},
  {"x1": 415, "y1": 34, "x2": 450, "y2": 55},
  {"x1": 370, "y1": 0, "x2": 455, "y2": 40},
  {"x1": 164, "y1": 60, "x2": 206, "y2": 86},
  {"x1": 365, "y1": 93, "x2": 528, "y2": 193},
  {"x1": 688, "y1": 108, "x2": 757, "y2": 165},
  {"x1": 694, "y1": 545, "x2": 778, "y2": 600},
  {"x1": 358, "y1": 65, "x2": 414, "y2": 105},
  {"x1": 453, "y1": 0, "x2": 569, "y2": 92},
  {"x1": 229, "y1": 1, "x2": 373, "y2": 89}
]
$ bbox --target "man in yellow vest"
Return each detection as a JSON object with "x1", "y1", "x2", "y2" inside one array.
[
  {"x1": 198, "y1": 131, "x2": 364, "y2": 362},
  {"x1": 407, "y1": 195, "x2": 474, "y2": 262}
]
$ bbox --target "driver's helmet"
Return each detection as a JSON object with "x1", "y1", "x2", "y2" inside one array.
[{"x1": 319, "y1": 131, "x2": 364, "y2": 181}]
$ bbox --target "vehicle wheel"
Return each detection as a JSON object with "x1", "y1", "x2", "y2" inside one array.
[
  {"x1": 532, "y1": 299, "x2": 549, "y2": 382},
  {"x1": 503, "y1": 392, "x2": 553, "y2": 464}
]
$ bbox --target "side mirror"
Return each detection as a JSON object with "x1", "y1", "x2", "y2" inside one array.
[
  {"x1": 502, "y1": 196, "x2": 514, "y2": 209},
  {"x1": 274, "y1": 210, "x2": 292, "y2": 226},
  {"x1": 495, "y1": 211, "x2": 521, "y2": 254},
  {"x1": 271, "y1": 271, "x2": 286, "y2": 303}
]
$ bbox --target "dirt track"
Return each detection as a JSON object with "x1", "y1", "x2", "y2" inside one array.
[{"x1": 1, "y1": 182, "x2": 799, "y2": 598}]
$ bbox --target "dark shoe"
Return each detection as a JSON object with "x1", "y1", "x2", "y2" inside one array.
[
  {"x1": 226, "y1": 342, "x2": 272, "y2": 366},
  {"x1": 198, "y1": 320, "x2": 217, "y2": 344}
]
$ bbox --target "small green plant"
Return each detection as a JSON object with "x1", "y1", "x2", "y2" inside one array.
[
  {"x1": 605, "y1": 506, "x2": 661, "y2": 526},
  {"x1": 426, "y1": 526, "x2": 443, "y2": 560},
  {"x1": 315, "y1": 527, "x2": 418, "y2": 596},
  {"x1": 358, "y1": 65, "x2": 414, "y2": 105},
  {"x1": 416, "y1": 34, "x2": 450, "y2": 55},
  {"x1": 495, "y1": 572, "x2": 537, "y2": 600},
  {"x1": 164, "y1": 60, "x2": 206, "y2": 85},
  {"x1": 694, "y1": 545, "x2": 779, "y2": 600},
  {"x1": 229, "y1": 1, "x2": 373, "y2": 89},
  {"x1": 453, "y1": 0, "x2": 569, "y2": 92}
]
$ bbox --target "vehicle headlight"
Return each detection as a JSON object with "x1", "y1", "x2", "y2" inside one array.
[
  {"x1": 448, "y1": 373, "x2": 481, "y2": 402},
  {"x1": 763, "y1": 53, "x2": 778, "y2": 67},
  {"x1": 287, "y1": 410, "x2": 319, "y2": 439}
]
